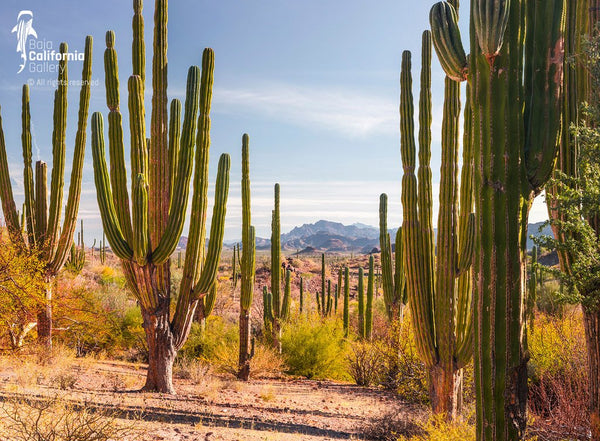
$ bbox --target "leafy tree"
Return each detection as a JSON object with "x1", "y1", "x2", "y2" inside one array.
[{"x1": 0, "y1": 228, "x2": 45, "y2": 349}]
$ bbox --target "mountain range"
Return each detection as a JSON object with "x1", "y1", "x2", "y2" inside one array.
[{"x1": 219, "y1": 219, "x2": 552, "y2": 253}]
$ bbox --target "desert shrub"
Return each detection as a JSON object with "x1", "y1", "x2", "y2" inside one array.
[
  {"x1": 397, "y1": 413, "x2": 475, "y2": 441},
  {"x1": 535, "y1": 279, "x2": 566, "y2": 317},
  {"x1": 0, "y1": 395, "x2": 138, "y2": 441},
  {"x1": 360, "y1": 406, "x2": 426, "y2": 441},
  {"x1": 527, "y1": 309, "x2": 588, "y2": 440},
  {"x1": 178, "y1": 317, "x2": 283, "y2": 378},
  {"x1": 347, "y1": 340, "x2": 383, "y2": 386},
  {"x1": 174, "y1": 356, "x2": 212, "y2": 384},
  {"x1": 375, "y1": 313, "x2": 428, "y2": 404},
  {"x1": 281, "y1": 315, "x2": 349, "y2": 380}
]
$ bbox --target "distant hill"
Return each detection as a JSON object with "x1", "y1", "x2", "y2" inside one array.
[{"x1": 192, "y1": 219, "x2": 555, "y2": 254}]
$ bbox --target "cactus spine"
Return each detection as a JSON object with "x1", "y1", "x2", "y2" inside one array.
[
  {"x1": 238, "y1": 134, "x2": 256, "y2": 381},
  {"x1": 91, "y1": 1, "x2": 230, "y2": 393},
  {"x1": 0, "y1": 38, "x2": 93, "y2": 350},
  {"x1": 399, "y1": 30, "x2": 475, "y2": 418},
  {"x1": 430, "y1": 0, "x2": 565, "y2": 436}
]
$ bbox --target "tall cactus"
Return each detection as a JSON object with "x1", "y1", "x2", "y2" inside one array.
[
  {"x1": 320, "y1": 253, "x2": 326, "y2": 315},
  {"x1": 378, "y1": 195, "x2": 406, "y2": 322},
  {"x1": 268, "y1": 183, "x2": 283, "y2": 351},
  {"x1": 430, "y1": 0, "x2": 565, "y2": 436},
  {"x1": 238, "y1": 134, "x2": 256, "y2": 381},
  {"x1": 365, "y1": 255, "x2": 374, "y2": 340},
  {"x1": 357, "y1": 267, "x2": 365, "y2": 339},
  {"x1": 343, "y1": 267, "x2": 349, "y2": 338},
  {"x1": 91, "y1": 1, "x2": 230, "y2": 393},
  {"x1": 399, "y1": 30, "x2": 475, "y2": 418},
  {"x1": 0, "y1": 38, "x2": 93, "y2": 350}
]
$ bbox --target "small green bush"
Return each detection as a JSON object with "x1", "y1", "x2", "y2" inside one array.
[{"x1": 281, "y1": 315, "x2": 349, "y2": 380}]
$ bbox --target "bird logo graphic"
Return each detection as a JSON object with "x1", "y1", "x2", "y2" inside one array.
[{"x1": 12, "y1": 10, "x2": 38, "y2": 74}]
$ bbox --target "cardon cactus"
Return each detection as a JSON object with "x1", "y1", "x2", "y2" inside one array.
[
  {"x1": 0, "y1": 37, "x2": 93, "y2": 350},
  {"x1": 357, "y1": 267, "x2": 365, "y2": 339},
  {"x1": 399, "y1": 30, "x2": 475, "y2": 418},
  {"x1": 429, "y1": 0, "x2": 565, "y2": 436},
  {"x1": 365, "y1": 255, "x2": 374, "y2": 339},
  {"x1": 91, "y1": 0, "x2": 230, "y2": 393},
  {"x1": 378, "y1": 195, "x2": 406, "y2": 322},
  {"x1": 343, "y1": 267, "x2": 349, "y2": 337},
  {"x1": 66, "y1": 220, "x2": 86, "y2": 274},
  {"x1": 238, "y1": 134, "x2": 256, "y2": 381}
]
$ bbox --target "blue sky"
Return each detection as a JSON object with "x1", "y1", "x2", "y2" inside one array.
[{"x1": 0, "y1": 1, "x2": 547, "y2": 242}]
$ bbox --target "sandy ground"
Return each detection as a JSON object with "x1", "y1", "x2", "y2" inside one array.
[{"x1": 0, "y1": 358, "x2": 416, "y2": 440}]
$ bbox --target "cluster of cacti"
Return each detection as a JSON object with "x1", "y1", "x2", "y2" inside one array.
[
  {"x1": 263, "y1": 183, "x2": 290, "y2": 352},
  {"x1": 378, "y1": 196, "x2": 406, "y2": 322},
  {"x1": 66, "y1": 220, "x2": 86, "y2": 274},
  {"x1": 0, "y1": 37, "x2": 93, "y2": 350},
  {"x1": 98, "y1": 233, "x2": 107, "y2": 265},
  {"x1": 398, "y1": 28, "x2": 475, "y2": 418},
  {"x1": 429, "y1": 0, "x2": 566, "y2": 436},
  {"x1": 357, "y1": 259, "x2": 375, "y2": 340},
  {"x1": 91, "y1": 0, "x2": 230, "y2": 393},
  {"x1": 238, "y1": 134, "x2": 256, "y2": 381},
  {"x1": 315, "y1": 254, "x2": 333, "y2": 317}
]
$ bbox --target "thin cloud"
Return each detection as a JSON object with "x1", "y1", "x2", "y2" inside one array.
[{"x1": 213, "y1": 83, "x2": 398, "y2": 137}]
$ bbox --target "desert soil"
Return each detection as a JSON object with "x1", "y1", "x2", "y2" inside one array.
[{"x1": 0, "y1": 358, "x2": 414, "y2": 441}]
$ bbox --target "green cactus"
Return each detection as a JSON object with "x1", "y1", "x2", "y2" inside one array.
[
  {"x1": 91, "y1": 1, "x2": 230, "y2": 393},
  {"x1": 378, "y1": 195, "x2": 406, "y2": 322},
  {"x1": 365, "y1": 255, "x2": 374, "y2": 340},
  {"x1": 281, "y1": 269, "x2": 291, "y2": 321},
  {"x1": 357, "y1": 267, "x2": 365, "y2": 339},
  {"x1": 263, "y1": 286, "x2": 273, "y2": 336},
  {"x1": 326, "y1": 280, "x2": 333, "y2": 316},
  {"x1": 66, "y1": 220, "x2": 86, "y2": 274},
  {"x1": 399, "y1": 30, "x2": 475, "y2": 418},
  {"x1": 0, "y1": 38, "x2": 93, "y2": 350},
  {"x1": 320, "y1": 253, "x2": 326, "y2": 315},
  {"x1": 343, "y1": 267, "x2": 349, "y2": 338},
  {"x1": 238, "y1": 134, "x2": 256, "y2": 381},
  {"x1": 99, "y1": 233, "x2": 107, "y2": 265},
  {"x1": 429, "y1": 0, "x2": 565, "y2": 436},
  {"x1": 299, "y1": 276, "x2": 304, "y2": 313}
]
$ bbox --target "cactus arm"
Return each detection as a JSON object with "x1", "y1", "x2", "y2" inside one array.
[
  {"x1": 35, "y1": 161, "x2": 48, "y2": 246},
  {"x1": 105, "y1": 31, "x2": 134, "y2": 246},
  {"x1": 456, "y1": 213, "x2": 475, "y2": 275},
  {"x1": 152, "y1": 67, "x2": 201, "y2": 264},
  {"x1": 473, "y1": 0, "x2": 511, "y2": 62},
  {"x1": 523, "y1": 0, "x2": 565, "y2": 193},
  {"x1": 133, "y1": 174, "x2": 149, "y2": 265},
  {"x1": 366, "y1": 255, "x2": 374, "y2": 339},
  {"x1": 321, "y1": 253, "x2": 326, "y2": 315},
  {"x1": 45, "y1": 43, "x2": 69, "y2": 259},
  {"x1": 91, "y1": 112, "x2": 134, "y2": 260},
  {"x1": 132, "y1": 0, "x2": 145, "y2": 84},
  {"x1": 168, "y1": 99, "x2": 182, "y2": 203},
  {"x1": 400, "y1": 47, "x2": 436, "y2": 368},
  {"x1": 150, "y1": 0, "x2": 169, "y2": 246},
  {"x1": 128, "y1": 75, "x2": 148, "y2": 192},
  {"x1": 191, "y1": 153, "x2": 230, "y2": 297},
  {"x1": 0, "y1": 108, "x2": 23, "y2": 246},
  {"x1": 430, "y1": 2, "x2": 468, "y2": 81},
  {"x1": 21, "y1": 86, "x2": 36, "y2": 247},
  {"x1": 240, "y1": 134, "x2": 254, "y2": 311},
  {"x1": 51, "y1": 36, "x2": 93, "y2": 273},
  {"x1": 203, "y1": 280, "x2": 218, "y2": 318}
]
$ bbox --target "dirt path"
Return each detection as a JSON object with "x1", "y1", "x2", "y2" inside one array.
[{"x1": 0, "y1": 358, "x2": 417, "y2": 440}]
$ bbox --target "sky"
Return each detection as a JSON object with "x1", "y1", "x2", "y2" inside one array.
[{"x1": 0, "y1": 0, "x2": 548, "y2": 243}]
